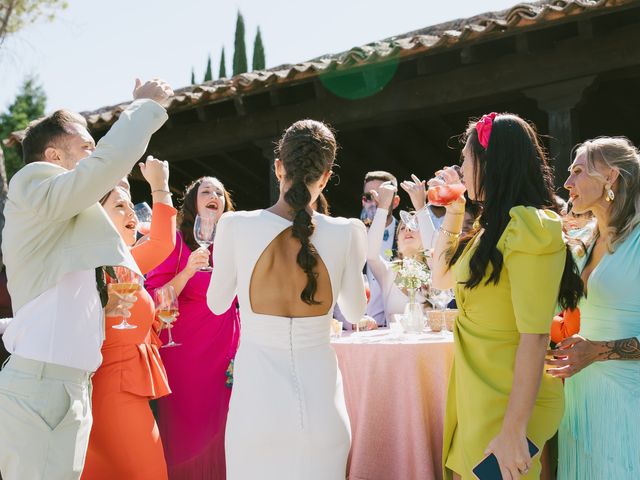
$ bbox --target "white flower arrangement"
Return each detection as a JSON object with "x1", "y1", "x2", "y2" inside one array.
[{"x1": 391, "y1": 257, "x2": 430, "y2": 292}]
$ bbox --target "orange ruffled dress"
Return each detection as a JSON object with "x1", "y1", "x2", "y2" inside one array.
[{"x1": 82, "y1": 203, "x2": 176, "y2": 480}]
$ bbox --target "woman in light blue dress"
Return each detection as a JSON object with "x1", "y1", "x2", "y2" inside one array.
[{"x1": 547, "y1": 136, "x2": 640, "y2": 479}]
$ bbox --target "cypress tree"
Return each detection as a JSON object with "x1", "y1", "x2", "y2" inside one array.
[
  {"x1": 218, "y1": 46, "x2": 227, "y2": 78},
  {"x1": 203, "y1": 55, "x2": 213, "y2": 82},
  {"x1": 252, "y1": 27, "x2": 265, "y2": 71},
  {"x1": 232, "y1": 11, "x2": 248, "y2": 75},
  {"x1": 190, "y1": 68, "x2": 196, "y2": 85}
]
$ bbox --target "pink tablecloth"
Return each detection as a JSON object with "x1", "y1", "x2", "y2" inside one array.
[{"x1": 332, "y1": 330, "x2": 454, "y2": 480}]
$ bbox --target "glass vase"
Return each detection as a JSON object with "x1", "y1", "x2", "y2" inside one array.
[{"x1": 402, "y1": 289, "x2": 424, "y2": 334}]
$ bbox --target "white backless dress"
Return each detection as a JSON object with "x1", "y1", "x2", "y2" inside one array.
[{"x1": 207, "y1": 210, "x2": 367, "y2": 480}]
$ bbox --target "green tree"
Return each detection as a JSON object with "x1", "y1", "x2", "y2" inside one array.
[
  {"x1": 232, "y1": 11, "x2": 247, "y2": 76},
  {"x1": 0, "y1": 0, "x2": 67, "y2": 47},
  {"x1": 252, "y1": 27, "x2": 265, "y2": 71},
  {"x1": 203, "y1": 55, "x2": 213, "y2": 82},
  {"x1": 218, "y1": 46, "x2": 227, "y2": 79},
  {"x1": 0, "y1": 76, "x2": 47, "y2": 179},
  {"x1": 190, "y1": 68, "x2": 195, "y2": 85}
]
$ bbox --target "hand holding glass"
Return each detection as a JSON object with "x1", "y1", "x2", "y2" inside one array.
[
  {"x1": 193, "y1": 214, "x2": 216, "y2": 271},
  {"x1": 109, "y1": 266, "x2": 142, "y2": 330},
  {"x1": 154, "y1": 285, "x2": 181, "y2": 348},
  {"x1": 427, "y1": 165, "x2": 466, "y2": 206},
  {"x1": 134, "y1": 202, "x2": 152, "y2": 235}
]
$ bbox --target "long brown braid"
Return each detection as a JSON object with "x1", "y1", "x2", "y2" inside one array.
[{"x1": 277, "y1": 120, "x2": 336, "y2": 305}]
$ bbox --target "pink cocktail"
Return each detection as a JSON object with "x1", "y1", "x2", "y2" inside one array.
[{"x1": 427, "y1": 183, "x2": 466, "y2": 206}]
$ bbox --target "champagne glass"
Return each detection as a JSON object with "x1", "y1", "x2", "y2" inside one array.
[
  {"x1": 154, "y1": 285, "x2": 181, "y2": 348},
  {"x1": 134, "y1": 202, "x2": 152, "y2": 235},
  {"x1": 109, "y1": 266, "x2": 141, "y2": 330},
  {"x1": 193, "y1": 214, "x2": 216, "y2": 272}
]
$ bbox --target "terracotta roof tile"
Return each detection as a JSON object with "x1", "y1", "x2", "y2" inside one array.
[{"x1": 3, "y1": 0, "x2": 633, "y2": 145}]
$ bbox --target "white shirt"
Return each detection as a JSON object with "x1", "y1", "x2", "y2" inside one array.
[
  {"x1": 365, "y1": 216, "x2": 396, "y2": 325},
  {"x1": 2, "y1": 269, "x2": 103, "y2": 372}
]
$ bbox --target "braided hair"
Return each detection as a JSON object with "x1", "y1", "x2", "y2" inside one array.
[{"x1": 277, "y1": 120, "x2": 336, "y2": 305}]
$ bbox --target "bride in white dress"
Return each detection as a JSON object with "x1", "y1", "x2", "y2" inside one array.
[{"x1": 207, "y1": 120, "x2": 367, "y2": 480}]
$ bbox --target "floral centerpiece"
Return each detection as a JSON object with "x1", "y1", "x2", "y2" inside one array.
[{"x1": 391, "y1": 255, "x2": 431, "y2": 333}]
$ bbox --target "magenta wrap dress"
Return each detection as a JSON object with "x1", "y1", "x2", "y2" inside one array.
[{"x1": 146, "y1": 232, "x2": 240, "y2": 479}]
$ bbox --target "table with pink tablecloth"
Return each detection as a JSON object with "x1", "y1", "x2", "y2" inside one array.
[{"x1": 332, "y1": 330, "x2": 454, "y2": 480}]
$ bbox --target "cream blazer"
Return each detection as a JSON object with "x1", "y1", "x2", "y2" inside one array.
[{"x1": 2, "y1": 99, "x2": 168, "y2": 313}]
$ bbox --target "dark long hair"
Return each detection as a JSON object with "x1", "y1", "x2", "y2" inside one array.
[
  {"x1": 178, "y1": 176, "x2": 235, "y2": 252},
  {"x1": 452, "y1": 113, "x2": 583, "y2": 310},
  {"x1": 277, "y1": 119, "x2": 336, "y2": 305}
]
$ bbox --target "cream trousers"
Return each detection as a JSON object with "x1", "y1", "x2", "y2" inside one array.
[{"x1": 0, "y1": 355, "x2": 93, "y2": 480}]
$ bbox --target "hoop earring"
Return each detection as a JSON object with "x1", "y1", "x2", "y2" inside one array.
[{"x1": 605, "y1": 184, "x2": 615, "y2": 203}]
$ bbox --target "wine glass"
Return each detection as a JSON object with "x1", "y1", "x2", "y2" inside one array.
[
  {"x1": 193, "y1": 214, "x2": 216, "y2": 272},
  {"x1": 428, "y1": 287, "x2": 454, "y2": 311},
  {"x1": 109, "y1": 266, "x2": 142, "y2": 330},
  {"x1": 134, "y1": 202, "x2": 152, "y2": 235},
  {"x1": 154, "y1": 285, "x2": 181, "y2": 348}
]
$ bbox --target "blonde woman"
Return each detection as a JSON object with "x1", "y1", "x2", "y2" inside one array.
[{"x1": 546, "y1": 137, "x2": 640, "y2": 479}]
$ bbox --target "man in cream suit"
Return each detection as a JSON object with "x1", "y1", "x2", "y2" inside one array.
[{"x1": 0, "y1": 78, "x2": 172, "y2": 480}]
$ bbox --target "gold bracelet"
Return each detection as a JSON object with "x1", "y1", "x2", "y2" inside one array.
[
  {"x1": 439, "y1": 227, "x2": 461, "y2": 239},
  {"x1": 152, "y1": 189, "x2": 172, "y2": 195}
]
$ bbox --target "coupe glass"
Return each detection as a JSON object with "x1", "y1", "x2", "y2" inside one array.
[{"x1": 109, "y1": 266, "x2": 141, "y2": 330}]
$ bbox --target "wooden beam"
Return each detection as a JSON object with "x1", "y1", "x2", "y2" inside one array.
[
  {"x1": 313, "y1": 80, "x2": 328, "y2": 99},
  {"x1": 269, "y1": 89, "x2": 280, "y2": 106},
  {"x1": 233, "y1": 96, "x2": 246, "y2": 116},
  {"x1": 217, "y1": 151, "x2": 265, "y2": 185},
  {"x1": 188, "y1": 158, "x2": 266, "y2": 205},
  {"x1": 149, "y1": 23, "x2": 640, "y2": 162},
  {"x1": 195, "y1": 106, "x2": 208, "y2": 123},
  {"x1": 578, "y1": 19, "x2": 594, "y2": 39}
]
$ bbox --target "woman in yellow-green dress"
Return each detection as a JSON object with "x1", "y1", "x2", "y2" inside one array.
[{"x1": 428, "y1": 113, "x2": 584, "y2": 480}]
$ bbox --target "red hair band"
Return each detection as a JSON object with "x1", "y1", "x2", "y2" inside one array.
[{"x1": 475, "y1": 112, "x2": 498, "y2": 149}]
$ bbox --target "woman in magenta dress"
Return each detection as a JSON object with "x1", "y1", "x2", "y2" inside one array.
[{"x1": 146, "y1": 176, "x2": 240, "y2": 479}]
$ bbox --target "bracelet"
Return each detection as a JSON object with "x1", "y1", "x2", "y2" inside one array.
[
  {"x1": 439, "y1": 227, "x2": 461, "y2": 239},
  {"x1": 152, "y1": 189, "x2": 172, "y2": 195}
]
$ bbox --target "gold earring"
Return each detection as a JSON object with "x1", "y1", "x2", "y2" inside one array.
[{"x1": 605, "y1": 184, "x2": 615, "y2": 202}]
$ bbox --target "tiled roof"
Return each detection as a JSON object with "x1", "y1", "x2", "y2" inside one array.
[{"x1": 4, "y1": 0, "x2": 633, "y2": 145}]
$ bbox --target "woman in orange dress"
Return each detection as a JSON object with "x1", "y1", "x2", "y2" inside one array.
[{"x1": 81, "y1": 158, "x2": 176, "y2": 480}]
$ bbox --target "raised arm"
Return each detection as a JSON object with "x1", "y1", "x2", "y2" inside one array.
[
  {"x1": 207, "y1": 213, "x2": 238, "y2": 315},
  {"x1": 337, "y1": 219, "x2": 368, "y2": 324},
  {"x1": 400, "y1": 173, "x2": 436, "y2": 249},
  {"x1": 10, "y1": 80, "x2": 171, "y2": 221},
  {"x1": 366, "y1": 207, "x2": 391, "y2": 283},
  {"x1": 367, "y1": 181, "x2": 397, "y2": 283},
  {"x1": 429, "y1": 168, "x2": 465, "y2": 290},
  {"x1": 131, "y1": 157, "x2": 176, "y2": 274}
]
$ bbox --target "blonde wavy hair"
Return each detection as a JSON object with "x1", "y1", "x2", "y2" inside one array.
[{"x1": 574, "y1": 136, "x2": 640, "y2": 251}]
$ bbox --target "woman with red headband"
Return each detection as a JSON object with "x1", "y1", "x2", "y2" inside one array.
[{"x1": 430, "y1": 113, "x2": 583, "y2": 479}]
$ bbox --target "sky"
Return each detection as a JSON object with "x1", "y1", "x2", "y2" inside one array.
[{"x1": 0, "y1": 0, "x2": 519, "y2": 114}]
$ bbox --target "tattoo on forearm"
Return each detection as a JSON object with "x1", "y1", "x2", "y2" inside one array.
[{"x1": 601, "y1": 337, "x2": 640, "y2": 360}]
